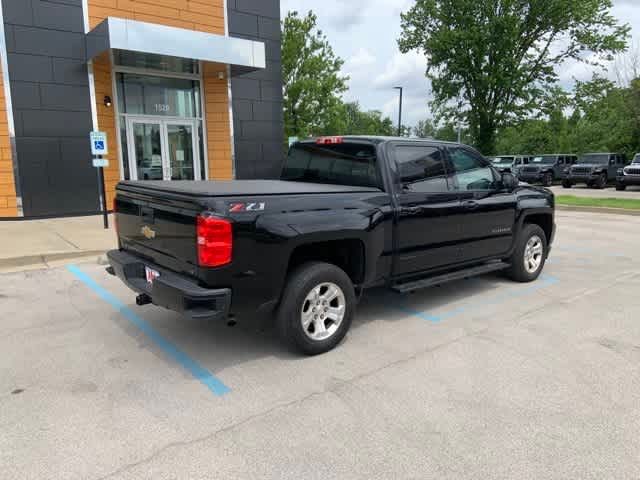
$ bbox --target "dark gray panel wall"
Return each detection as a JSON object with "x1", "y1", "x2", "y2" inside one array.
[
  {"x1": 228, "y1": 0, "x2": 284, "y2": 179},
  {"x1": 2, "y1": 0, "x2": 97, "y2": 217}
]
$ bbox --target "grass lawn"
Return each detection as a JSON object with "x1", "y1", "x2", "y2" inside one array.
[{"x1": 556, "y1": 195, "x2": 640, "y2": 211}]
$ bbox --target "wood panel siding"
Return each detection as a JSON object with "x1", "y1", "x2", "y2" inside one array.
[{"x1": 0, "y1": 60, "x2": 17, "y2": 217}]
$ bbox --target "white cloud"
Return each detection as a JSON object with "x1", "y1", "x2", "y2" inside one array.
[
  {"x1": 382, "y1": 92, "x2": 430, "y2": 127},
  {"x1": 373, "y1": 50, "x2": 429, "y2": 91},
  {"x1": 343, "y1": 48, "x2": 376, "y2": 73},
  {"x1": 281, "y1": 0, "x2": 414, "y2": 31}
]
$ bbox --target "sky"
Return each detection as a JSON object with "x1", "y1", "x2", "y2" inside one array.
[{"x1": 280, "y1": 0, "x2": 640, "y2": 128}]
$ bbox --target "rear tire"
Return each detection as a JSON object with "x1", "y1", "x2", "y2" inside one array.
[
  {"x1": 507, "y1": 224, "x2": 548, "y2": 283},
  {"x1": 562, "y1": 180, "x2": 572, "y2": 189},
  {"x1": 277, "y1": 262, "x2": 356, "y2": 355},
  {"x1": 542, "y1": 172, "x2": 553, "y2": 187}
]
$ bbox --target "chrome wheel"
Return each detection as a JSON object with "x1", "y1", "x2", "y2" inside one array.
[
  {"x1": 300, "y1": 282, "x2": 346, "y2": 342},
  {"x1": 524, "y1": 235, "x2": 544, "y2": 274}
]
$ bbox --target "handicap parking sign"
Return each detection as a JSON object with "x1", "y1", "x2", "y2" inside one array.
[{"x1": 90, "y1": 131, "x2": 108, "y2": 155}]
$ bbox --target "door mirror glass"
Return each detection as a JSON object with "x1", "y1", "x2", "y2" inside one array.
[{"x1": 501, "y1": 172, "x2": 518, "y2": 191}]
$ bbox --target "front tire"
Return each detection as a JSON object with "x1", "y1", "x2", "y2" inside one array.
[
  {"x1": 277, "y1": 262, "x2": 356, "y2": 355},
  {"x1": 507, "y1": 224, "x2": 548, "y2": 283},
  {"x1": 562, "y1": 180, "x2": 572, "y2": 189},
  {"x1": 594, "y1": 173, "x2": 607, "y2": 189},
  {"x1": 542, "y1": 172, "x2": 553, "y2": 187},
  {"x1": 616, "y1": 183, "x2": 626, "y2": 191}
]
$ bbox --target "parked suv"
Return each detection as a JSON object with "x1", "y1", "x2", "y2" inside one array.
[
  {"x1": 564, "y1": 153, "x2": 627, "y2": 189},
  {"x1": 519, "y1": 154, "x2": 577, "y2": 187},
  {"x1": 616, "y1": 153, "x2": 640, "y2": 191},
  {"x1": 491, "y1": 155, "x2": 532, "y2": 177}
]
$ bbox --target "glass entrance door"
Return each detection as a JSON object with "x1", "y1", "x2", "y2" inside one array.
[
  {"x1": 130, "y1": 120, "x2": 164, "y2": 180},
  {"x1": 166, "y1": 122, "x2": 196, "y2": 180},
  {"x1": 127, "y1": 117, "x2": 200, "y2": 181}
]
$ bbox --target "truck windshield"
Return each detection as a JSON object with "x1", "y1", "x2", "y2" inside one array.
[
  {"x1": 578, "y1": 154, "x2": 609, "y2": 164},
  {"x1": 532, "y1": 156, "x2": 556, "y2": 164},
  {"x1": 633, "y1": 154, "x2": 640, "y2": 164},
  {"x1": 492, "y1": 157, "x2": 514, "y2": 165},
  {"x1": 282, "y1": 142, "x2": 381, "y2": 188}
]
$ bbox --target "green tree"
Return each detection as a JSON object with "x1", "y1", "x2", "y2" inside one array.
[
  {"x1": 570, "y1": 76, "x2": 637, "y2": 156},
  {"x1": 282, "y1": 11, "x2": 349, "y2": 139},
  {"x1": 494, "y1": 77, "x2": 640, "y2": 158},
  {"x1": 398, "y1": 0, "x2": 629, "y2": 154},
  {"x1": 340, "y1": 102, "x2": 397, "y2": 136},
  {"x1": 413, "y1": 119, "x2": 437, "y2": 138},
  {"x1": 495, "y1": 120, "x2": 556, "y2": 154}
]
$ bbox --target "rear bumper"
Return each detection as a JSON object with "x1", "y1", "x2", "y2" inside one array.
[
  {"x1": 106, "y1": 250, "x2": 231, "y2": 321},
  {"x1": 617, "y1": 175, "x2": 640, "y2": 186}
]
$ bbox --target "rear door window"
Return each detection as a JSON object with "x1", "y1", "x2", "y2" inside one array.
[
  {"x1": 394, "y1": 145, "x2": 449, "y2": 193},
  {"x1": 282, "y1": 142, "x2": 381, "y2": 188}
]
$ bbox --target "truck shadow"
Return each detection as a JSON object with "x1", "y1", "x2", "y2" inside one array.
[
  {"x1": 112, "y1": 272, "x2": 512, "y2": 377},
  {"x1": 358, "y1": 274, "x2": 509, "y2": 324}
]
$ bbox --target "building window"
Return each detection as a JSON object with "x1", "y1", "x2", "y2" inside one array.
[
  {"x1": 113, "y1": 50, "x2": 199, "y2": 75},
  {"x1": 115, "y1": 73, "x2": 201, "y2": 118}
]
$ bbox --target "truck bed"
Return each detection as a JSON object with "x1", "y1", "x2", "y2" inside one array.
[{"x1": 117, "y1": 180, "x2": 381, "y2": 197}]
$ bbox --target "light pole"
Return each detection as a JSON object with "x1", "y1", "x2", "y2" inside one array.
[{"x1": 394, "y1": 86, "x2": 403, "y2": 136}]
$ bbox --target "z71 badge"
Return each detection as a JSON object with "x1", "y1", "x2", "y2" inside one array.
[{"x1": 229, "y1": 202, "x2": 266, "y2": 213}]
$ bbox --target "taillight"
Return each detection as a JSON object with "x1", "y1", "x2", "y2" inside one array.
[
  {"x1": 316, "y1": 136, "x2": 344, "y2": 145},
  {"x1": 197, "y1": 215, "x2": 233, "y2": 267}
]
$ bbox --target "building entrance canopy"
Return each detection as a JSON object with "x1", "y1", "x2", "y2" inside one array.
[{"x1": 86, "y1": 17, "x2": 266, "y2": 76}]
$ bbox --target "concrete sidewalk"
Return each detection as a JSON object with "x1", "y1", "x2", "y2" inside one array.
[{"x1": 0, "y1": 215, "x2": 116, "y2": 272}]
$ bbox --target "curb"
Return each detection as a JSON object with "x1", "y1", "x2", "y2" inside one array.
[
  {"x1": 557, "y1": 205, "x2": 640, "y2": 216},
  {"x1": 0, "y1": 250, "x2": 108, "y2": 271}
]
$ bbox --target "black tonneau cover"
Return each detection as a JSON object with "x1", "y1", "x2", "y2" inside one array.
[{"x1": 117, "y1": 180, "x2": 381, "y2": 197}]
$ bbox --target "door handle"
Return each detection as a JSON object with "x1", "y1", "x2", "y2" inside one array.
[
  {"x1": 401, "y1": 206, "x2": 423, "y2": 216},
  {"x1": 463, "y1": 200, "x2": 480, "y2": 210},
  {"x1": 140, "y1": 206, "x2": 154, "y2": 224}
]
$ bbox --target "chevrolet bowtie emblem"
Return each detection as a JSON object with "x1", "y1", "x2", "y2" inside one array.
[{"x1": 141, "y1": 225, "x2": 156, "y2": 240}]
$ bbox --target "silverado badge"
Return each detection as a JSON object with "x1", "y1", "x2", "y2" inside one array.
[{"x1": 141, "y1": 225, "x2": 156, "y2": 240}]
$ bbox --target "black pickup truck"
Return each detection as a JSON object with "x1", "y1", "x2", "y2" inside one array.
[{"x1": 107, "y1": 136, "x2": 555, "y2": 355}]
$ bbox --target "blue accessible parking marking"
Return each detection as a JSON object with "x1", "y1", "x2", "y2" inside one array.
[
  {"x1": 394, "y1": 275, "x2": 559, "y2": 323},
  {"x1": 66, "y1": 265, "x2": 231, "y2": 397}
]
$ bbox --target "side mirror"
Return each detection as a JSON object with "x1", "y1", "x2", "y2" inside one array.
[{"x1": 501, "y1": 172, "x2": 518, "y2": 191}]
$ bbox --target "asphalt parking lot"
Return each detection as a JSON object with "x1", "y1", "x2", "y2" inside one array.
[{"x1": 2, "y1": 210, "x2": 640, "y2": 480}]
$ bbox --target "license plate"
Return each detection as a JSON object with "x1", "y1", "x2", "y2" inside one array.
[{"x1": 145, "y1": 266, "x2": 160, "y2": 284}]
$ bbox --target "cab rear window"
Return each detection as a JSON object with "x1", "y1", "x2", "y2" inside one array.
[{"x1": 282, "y1": 143, "x2": 381, "y2": 188}]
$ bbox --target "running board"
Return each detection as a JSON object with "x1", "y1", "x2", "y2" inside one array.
[{"x1": 391, "y1": 261, "x2": 510, "y2": 294}]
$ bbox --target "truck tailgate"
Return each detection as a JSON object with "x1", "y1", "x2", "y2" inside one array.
[{"x1": 115, "y1": 187, "x2": 204, "y2": 274}]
